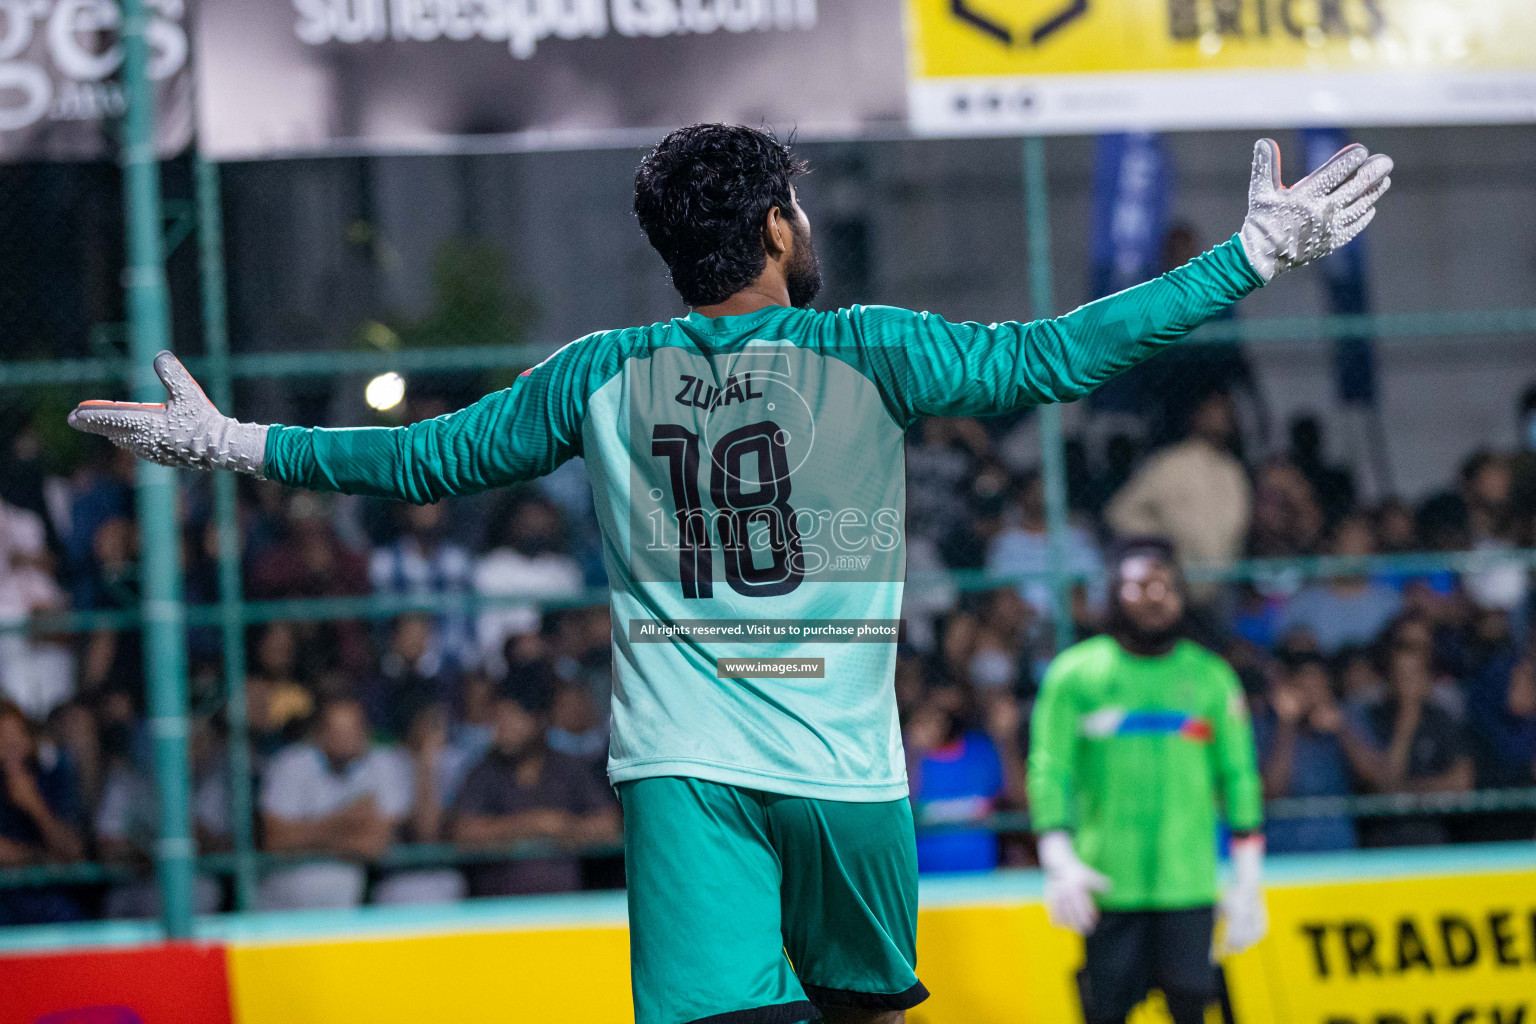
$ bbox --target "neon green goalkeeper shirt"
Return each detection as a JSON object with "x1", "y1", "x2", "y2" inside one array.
[
  {"x1": 263, "y1": 235, "x2": 1264, "y2": 802},
  {"x1": 1027, "y1": 634, "x2": 1263, "y2": 909}
]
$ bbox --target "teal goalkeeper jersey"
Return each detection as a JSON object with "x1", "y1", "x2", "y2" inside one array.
[{"x1": 263, "y1": 235, "x2": 1264, "y2": 801}]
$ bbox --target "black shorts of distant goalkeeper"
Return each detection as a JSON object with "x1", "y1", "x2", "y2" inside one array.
[{"x1": 1079, "y1": 906, "x2": 1217, "y2": 1024}]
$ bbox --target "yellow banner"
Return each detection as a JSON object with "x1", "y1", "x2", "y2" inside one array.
[
  {"x1": 908, "y1": 0, "x2": 1536, "y2": 78},
  {"x1": 1226, "y1": 868, "x2": 1536, "y2": 1024},
  {"x1": 229, "y1": 924, "x2": 634, "y2": 1024},
  {"x1": 904, "y1": 0, "x2": 1536, "y2": 132},
  {"x1": 223, "y1": 864, "x2": 1536, "y2": 1024}
]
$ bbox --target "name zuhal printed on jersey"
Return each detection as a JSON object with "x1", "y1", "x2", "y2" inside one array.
[{"x1": 674, "y1": 373, "x2": 764, "y2": 411}]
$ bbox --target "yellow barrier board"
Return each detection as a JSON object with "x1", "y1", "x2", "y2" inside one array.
[
  {"x1": 903, "y1": 0, "x2": 1536, "y2": 133},
  {"x1": 226, "y1": 863, "x2": 1536, "y2": 1024},
  {"x1": 1227, "y1": 868, "x2": 1536, "y2": 1024},
  {"x1": 229, "y1": 923, "x2": 634, "y2": 1024}
]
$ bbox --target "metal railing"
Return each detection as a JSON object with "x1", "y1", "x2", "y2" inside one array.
[
  {"x1": 3, "y1": 305, "x2": 1535, "y2": 390},
  {"x1": 6, "y1": 786, "x2": 1534, "y2": 894},
  {"x1": 2, "y1": 541, "x2": 1530, "y2": 908},
  {"x1": 5, "y1": 547, "x2": 1532, "y2": 639}
]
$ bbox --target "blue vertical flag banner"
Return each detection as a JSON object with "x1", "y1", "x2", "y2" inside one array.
[
  {"x1": 1087, "y1": 132, "x2": 1172, "y2": 416},
  {"x1": 1302, "y1": 127, "x2": 1377, "y2": 406},
  {"x1": 1089, "y1": 132, "x2": 1172, "y2": 300}
]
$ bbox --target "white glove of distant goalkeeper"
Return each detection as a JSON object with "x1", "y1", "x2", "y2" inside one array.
[
  {"x1": 1239, "y1": 138, "x2": 1392, "y2": 282},
  {"x1": 68, "y1": 351, "x2": 269, "y2": 476},
  {"x1": 1039, "y1": 830, "x2": 1111, "y2": 936},
  {"x1": 1217, "y1": 835, "x2": 1269, "y2": 956}
]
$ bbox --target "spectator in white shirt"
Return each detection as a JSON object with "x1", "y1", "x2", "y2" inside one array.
[
  {"x1": 258, "y1": 698, "x2": 411, "y2": 910},
  {"x1": 0, "y1": 500, "x2": 72, "y2": 719},
  {"x1": 1107, "y1": 390, "x2": 1251, "y2": 597},
  {"x1": 1460, "y1": 452, "x2": 1527, "y2": 612}
]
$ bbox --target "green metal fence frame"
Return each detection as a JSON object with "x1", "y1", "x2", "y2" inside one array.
[
  {"x1": 121, "y1": 0, "x2": 194, "y2": 940},
  {"x1": 7, "y1": 59, "x2": 1533, "y2": 939},
  {"x1": 3, "y1": 307, "x2": 1534, "y2": 389}
]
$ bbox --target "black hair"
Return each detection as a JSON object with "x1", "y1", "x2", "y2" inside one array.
[
  {"x1": 633, "y1": 124, "x2": 808, "y2": 307},
  {"x1": 1330, "y1": 643, "x2": 1372, "y2": 671},
  {"x1": 0, "y1": 697, "x2": 26, "y2": 727},
  {"x1": 1373, "y1": 610, "x2": 1442, "y2": 676},
  {"x1": 1278, "y1": 649, "x2": 1328, "y2": 675},
  {"x1": 1459, "y1": 448, "x2": 1504, "y2": 486}
]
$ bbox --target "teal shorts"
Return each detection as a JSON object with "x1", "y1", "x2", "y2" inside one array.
[{"x1": 619, "y1": 776, "x2": 927, "y2": 1024}]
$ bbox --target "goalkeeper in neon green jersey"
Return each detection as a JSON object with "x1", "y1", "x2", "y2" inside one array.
[
  {"x1": 72, "y1": 127, "x2": 1388, "y2": 1024},
  {"x1": 1028, "y1": 537, "x2": 1265, "y2": 1024}
]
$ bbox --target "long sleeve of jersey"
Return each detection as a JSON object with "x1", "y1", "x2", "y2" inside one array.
[
  {"x1": 1212, "y1": 666, "x2": 1264, "y2": 833},
  {"x1": 855, "y1": 234, "x2": 1264, "y2": 424},
  {"x1": 262, "y1": 335, "x2": 604, "y2": 503},
  {"x1": 1025, "y1": 657, "x2": 1080, "y2": 834},
  {"x1": 261, "y1": 236, "x2": 1260, "y2": 500}
]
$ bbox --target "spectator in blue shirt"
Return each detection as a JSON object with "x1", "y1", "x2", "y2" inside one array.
[
  {"x1": 1253, "y1": 653, "x2": 1374, "y2": 853},
  {"x1": 904, "y1": 690, "x2": 1009, "y2": 873},
  {"x1": 369, "y1": 501, "x2": 476, "y2": 671},
  {"x1": 1277, "y1": 514, "x2": 1402, "y2": 655},
  {"x1": 987, "y1": 471, "x2": 1104, "y2": 632},
  {"x1": 1464, "y1": 644, "x2": 1536, "y2": 788}
]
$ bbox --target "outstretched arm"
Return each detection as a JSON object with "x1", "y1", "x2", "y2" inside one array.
[
  {"x1": 862, "y1": 139, "x2": 1392, "y2": 423},
  {"x1": 70, "y1": 338, "x2": 601, "y2": 503},
  {"x1": 261, "y1": 377, "x2": 574, "y2": 502}
]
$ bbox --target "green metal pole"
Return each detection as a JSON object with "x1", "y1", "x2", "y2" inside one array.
[
  {"x1": 122, "y1": 0, "x2": 194, "y2": 938},
  {"x1": 196, "y1": 157, "x2": 257, "y2": 911},
  {"x1": 1022, "y1": 136, "x2": 1075, "y2": 655}
]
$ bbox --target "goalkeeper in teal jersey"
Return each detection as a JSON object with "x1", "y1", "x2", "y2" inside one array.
[
  {"x1": 72, "y1": 126, "x2": 1389, "y2": 1024},
  {"x1": 1028, "y1": 537, "x2": 1265, "y2": 1024}
]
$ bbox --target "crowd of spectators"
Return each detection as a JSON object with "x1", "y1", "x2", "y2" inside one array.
[
  {"x1": 0, "y1": 378, "x2": 1534, "y2": 924},
  {"x1": 0, "y1": 424, "x2": 619, "y2": 925},
  {"x1": 901, "y1": 381, "x2": 1536, "y2": 872}
]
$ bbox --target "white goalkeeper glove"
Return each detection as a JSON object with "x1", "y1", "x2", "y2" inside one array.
[
  {"x1": 1239, "y1": 138, "x2": 1392, "y2": 282},
  {"x1": 1217, "y1": 835, "x2": 1268, "y2": 956},
  {"x1": 68, "y1": 351, "x2": 269, "y2": 476},
  {"x1": 1039, "y1": 830, "x2": 1111, "y2": 936}
]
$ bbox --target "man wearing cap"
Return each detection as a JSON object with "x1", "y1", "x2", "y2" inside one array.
[{"x1": 1027, "y1": 537, "x2": 1265, "y2": 1024}]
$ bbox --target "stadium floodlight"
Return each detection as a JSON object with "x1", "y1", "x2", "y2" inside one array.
[{"x1": 365, "y1": 372, "x2": 406, "y2": 411}]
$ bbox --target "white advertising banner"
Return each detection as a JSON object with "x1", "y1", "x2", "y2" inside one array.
[
  {"x1": 0, "y1": 0, "x2": 192, "y2": 161},
  {"x1": 194, "y1": 0, "x2": 910, "y2": 159}
]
